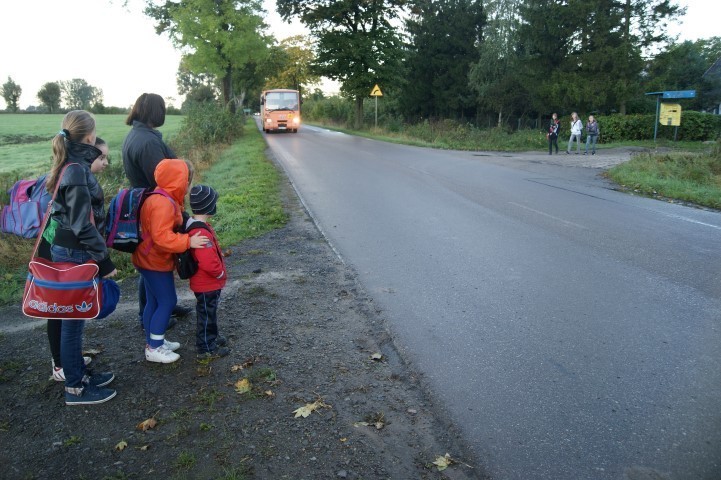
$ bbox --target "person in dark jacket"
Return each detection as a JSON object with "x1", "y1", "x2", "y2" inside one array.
[
  {"x1": 44, "y1": 110, "x2": 117, "y2": 406},
  {"x1": 584, "y1": 115, "x2": 600, "y2": 155},
  {"x1": 122, "y1": 93, "x2": 192, "y2": 327},
  {"x1": 47, "y1": 137, "x2": 109, "y2": 382},
  {"x1": 548, "y1": 113, "x2": 560, "y2": 154}
]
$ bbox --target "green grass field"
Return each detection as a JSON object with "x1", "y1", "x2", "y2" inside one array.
[{"x1": 0, "y1": 114, "x2": 184, "y2": 177}]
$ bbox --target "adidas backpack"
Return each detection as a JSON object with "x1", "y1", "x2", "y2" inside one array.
[{"x1": 105, "y1": 188, "x2": 175, "y2": 253}]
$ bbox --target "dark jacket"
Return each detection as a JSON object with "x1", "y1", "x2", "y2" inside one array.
[
  {"x1": 548, "y1": 119, "x2": 560, "y2": 139},
  {"x1": 49, "y1": 142, "x2": 115, "y2": 276},
  {"x1": 122, "y1": 120, "x2": 176, "y2": 189}
]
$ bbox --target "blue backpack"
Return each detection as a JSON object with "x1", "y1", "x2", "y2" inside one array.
[
  {"x1": 1, "y1": 175, "x2": 52, "y2": 239},
  {"x1": 105, "y1": 187, "x2": 176, "y2": 253}
]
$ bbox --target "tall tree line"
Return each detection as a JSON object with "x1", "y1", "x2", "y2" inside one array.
[{"x1": 135, "y1": 0, "x2": 717, "y2": 125}]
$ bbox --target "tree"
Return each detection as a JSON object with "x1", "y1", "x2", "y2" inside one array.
[
  {"x1": 403, "y1": 0, "x2": 485, "y2": 121},
  {"x1": 466, "y1": 0, "x2": 526, "y2": 126},
  {"x1": 146, "y1": 0, "x2": 271, "y2": 114},
  {"x1": 642, "y1": 37, "x2": 721, "y2": 112},
  {"x1": 264, "y1": 35, "x2": 320, "y2": 93},
  {"x1": 2, "y1": 76, "x2": 22, "y2": 112},
  {"x1": 60, "y1": 78, "x2": 102, "y2": 110},
  {"x1": 277, "y1": 0, "x2": 407, "y2": 128},
  {"x1": 517, "y1": 0, "x2": 683, "y2": 116},
  {"x1": 37, "y1": 82, "x2": 62, "y2": 113},
  {"x1": 176, "y1": 56, "x2": 218, "y2": 96}
]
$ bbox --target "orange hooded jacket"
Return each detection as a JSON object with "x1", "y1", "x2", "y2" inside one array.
[{"x1": 131, "y1": 159, "x2": 191, "y2": 272}]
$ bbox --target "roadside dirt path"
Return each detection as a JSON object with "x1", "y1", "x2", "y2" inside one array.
[{"x1": 0, "y1": 171, "x2": 482, "y2": 479}]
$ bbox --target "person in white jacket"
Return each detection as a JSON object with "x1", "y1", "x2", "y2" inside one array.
[{"x1": 567, "y1": 112, "x2": 583, "y2": 154}]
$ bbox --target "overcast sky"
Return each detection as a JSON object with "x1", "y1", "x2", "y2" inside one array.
[{"x1": 0, "y1": 0, "x2": 717, "y2": 110}]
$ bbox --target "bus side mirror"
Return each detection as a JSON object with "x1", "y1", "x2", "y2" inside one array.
[{"x1": 260, "y1": 97, "x2": 265, "y2": 105}]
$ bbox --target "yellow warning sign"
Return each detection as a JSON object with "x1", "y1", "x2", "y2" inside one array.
[
  {"x1": 370, "y1": 84, "x2": 383, "y2": 97},
  {"x1": 659, "y1": 103, "x2": 681, "y2": 126}
]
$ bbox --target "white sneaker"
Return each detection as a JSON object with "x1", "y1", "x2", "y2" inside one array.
[
  {"x1": 51, "y1": 356, "x2": 92, "y2": 382},
  {"x1": 163, "y1": 339, "x2": 181, "y2": 351},
  {"x1": 145, "y1": 345, "x2": 180, "y2": 364}
]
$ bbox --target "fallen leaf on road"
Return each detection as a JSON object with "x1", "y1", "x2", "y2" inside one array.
[
  {"x1": 235, "y1": 378, "x2": 252, "y2": 394},
  {"x1": 136, "y1": 418, "x2": 157, "y2": 432},
  {"x1": 370, "y1": 353, "x2": 383, "y2": 361},
  {"x1": 293, "y1": 400, "x2": 329, "y2": 418},
  {"x1": 432, "y1": 453, "x2": 453, "y2": 471},
  {"x1": 114, "y1": 440, "x2": 128, "y2": 451}
]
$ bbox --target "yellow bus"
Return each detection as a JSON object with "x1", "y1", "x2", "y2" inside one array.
[{"x1": 260, "y1": 89, "x2": 301, "y2": 133}]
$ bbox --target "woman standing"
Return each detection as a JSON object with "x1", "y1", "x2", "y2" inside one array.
[
  {"x1": 566, "y1": 112, "x2": 583, "y2": 155},
  {"x1": 122, "y1": 93, "x2": 192, "y2": 328},
  {"x1": 45, "y1": 111, "x2": 117, "y2": 405},
  {"x1": 585, "y1": 115, "x2": 600, "y2": 155},
  {"x1": 548, "y1": 113, "x2": 560, "y2": 154}
]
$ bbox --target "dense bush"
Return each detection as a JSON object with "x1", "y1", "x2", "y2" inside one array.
[
  {"x1": 302, "y1": 96, "x2": 355, "y2": 126},
  {"x1": 599, "y1": 111, "x2": 721, "y2": 142},
  {"x1": 172, "y1": 103, "x2": 244, "y2": 155}
]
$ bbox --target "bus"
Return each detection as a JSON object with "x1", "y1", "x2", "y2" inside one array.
[{"x1": 260, "y1": 89, "x2": 301, "y2": 133}]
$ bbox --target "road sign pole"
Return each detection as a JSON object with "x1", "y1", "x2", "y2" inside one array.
[
  {"x1": 375, "y1": 96, "x2": 378, "y2": 129},
  {"x1": 654, "y1": 96, "x2": 660, "y2": 142}
]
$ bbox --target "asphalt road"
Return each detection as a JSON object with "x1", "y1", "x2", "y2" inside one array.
[{"x1": 263, "y1": 124, "x2": 721, "y2": 480}]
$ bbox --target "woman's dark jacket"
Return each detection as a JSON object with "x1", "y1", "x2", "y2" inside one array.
[
  {"x1": 122, "y1": 120, "x2": 176, "y2": 189},
  {"x1": 49, "y1": 141, "x2": 115, "y2": 276}
]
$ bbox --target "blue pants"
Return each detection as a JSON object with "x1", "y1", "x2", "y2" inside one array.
[
  {"x1": 567, "y1": 134, "x2": 582, "y2": 153},
  {"x1": 50, "y1": 245, "x2": 90, "y2": 388},
  {"x1": 137, "y1": 269, "x2": 176, "y2": 348},
  {"x1": 585, "y1": 134, "x2": 598, "y2": 154}
]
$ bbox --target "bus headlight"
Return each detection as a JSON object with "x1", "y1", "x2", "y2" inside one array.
[
  {"x1": 293, "y1": 117, "x2": 300, "y2": 125},
  {"x1": 265, "y1": 118, "x2": 272, "y2": 124}
]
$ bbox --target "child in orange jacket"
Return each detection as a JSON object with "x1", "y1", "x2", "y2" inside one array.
[{"x1": 132, "y1": 159, "x2": 208, "y2": 363}]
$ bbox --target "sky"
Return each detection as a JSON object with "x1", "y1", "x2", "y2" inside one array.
[{"x1": 0, "y1": 0, "x2": 718, "y2": 110}]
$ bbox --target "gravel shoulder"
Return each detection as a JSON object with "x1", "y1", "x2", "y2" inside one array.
[{"x1": 0, "y1": 166, "x2": 483, "y2": 479}]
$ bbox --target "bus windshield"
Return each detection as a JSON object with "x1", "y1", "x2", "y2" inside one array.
[{"x1": 265, "y1": 92, "x2": 298, "y2": 111}]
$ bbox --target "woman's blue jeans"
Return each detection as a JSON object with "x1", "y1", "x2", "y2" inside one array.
[
  {"x1": 50, "y1": 245, "x2": 91, "y2": 389},
  {"x1": 585, "y1": 134, "x2": 598, "y2": 154}
]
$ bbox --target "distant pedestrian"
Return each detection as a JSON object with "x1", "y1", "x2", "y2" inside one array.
[
  {"x1": 566, "y1": 112, "x2": 582, "y2": 155},
  {"x1": 186, "y1": 185, "x2": 230, "y2": 359},
  {"x1": 548, "y1": 113, "x2": 560, "y2": 154},
  {"x1": 584, "y1": 115, "x2": 600, "y2": 155}
]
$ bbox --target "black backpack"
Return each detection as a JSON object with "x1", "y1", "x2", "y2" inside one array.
[{"x1": 175, "y1": 221, "x2": 211, "y2": 280}]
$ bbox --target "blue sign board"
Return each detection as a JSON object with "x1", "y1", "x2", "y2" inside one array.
[
  {"x1": 662, "y1": 90, "x2": 696, "y2": 99},
  {"x1": 646, "y1": 90, "x2": 696, "y2": 99}
]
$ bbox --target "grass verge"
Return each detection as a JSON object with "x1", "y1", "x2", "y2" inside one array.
[{"x1": 606, "y1": 150, "x2": 721, "y2": 209}]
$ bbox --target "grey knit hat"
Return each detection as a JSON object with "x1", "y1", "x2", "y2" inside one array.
[{"x1": 189, "y1": 184, "x2": 219, "y2": 215}]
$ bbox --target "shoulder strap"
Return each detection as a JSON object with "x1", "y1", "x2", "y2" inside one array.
[
  {"x1": 150, "y1": 188, "x2": 180, "y2": 216},
  {"x1": 30, "y1": 163, "x2": 77, "y2": 259},
  {"x1": 138, "y1": 188, "x2": 181, "y2": 256}
]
